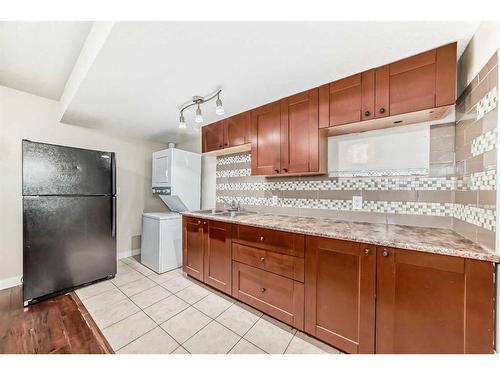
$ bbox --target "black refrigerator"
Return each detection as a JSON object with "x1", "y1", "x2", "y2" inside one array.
[{"x1": 22, "y1": 140, "x2": 117, "y2": 304}]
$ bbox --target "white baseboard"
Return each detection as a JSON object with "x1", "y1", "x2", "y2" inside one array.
[
  {"x1": 0, "y1": 275, "x2": 23, "y2": 290},
  {"x1": 117, "y1": 248, "x2": 141, "y2": 260}
]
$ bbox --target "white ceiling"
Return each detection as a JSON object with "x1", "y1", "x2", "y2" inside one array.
[
  {"x1": 1, "y1": 21, "x2": 479, "y2": 143},
  {"x1": 0, "y1": 22, "x2": 92, "y2": 99}
]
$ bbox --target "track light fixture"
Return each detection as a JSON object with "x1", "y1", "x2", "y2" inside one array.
[{"x1": 178, "y1": 89, "x2": 224, "y2": 129}]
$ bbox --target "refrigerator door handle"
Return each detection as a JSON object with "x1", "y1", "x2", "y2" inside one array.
[
  {"x1": 111, "y1": 196, "x2": 117, "y2": 238},
  {"x1": 111, "y1": 152, "x2": 116, "y2": 195}
]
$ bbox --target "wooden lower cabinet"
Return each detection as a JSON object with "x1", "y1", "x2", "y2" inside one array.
[
  {"x1": 203, "y1": 220, "x2": 232, "y2": 294},
  {"x1": 376, "y1": 247, "x2": 495, "y2": 354},
  {"x1": 182, "y1": 217, "x2": 231, "y2": 293},
  {"x1": 232, "y1": 261, "x2": 304, "y2": 330},
  {"x1": 305, "y1": 236, "x2": 376, "y2": 354},
  {"x1": 183, "y1": 218, "x2": 495, "y2": 354},
  {"x1": 182, "y1": 216, "x2": 204, "y2": 281}
]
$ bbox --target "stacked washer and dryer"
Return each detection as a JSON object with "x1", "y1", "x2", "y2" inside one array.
[{"x1": 141, "y1": 146, "x2": 201, "y2": 273}]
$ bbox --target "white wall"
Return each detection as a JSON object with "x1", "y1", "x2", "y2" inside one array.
[
  {"x1": 0, "y1": 85, "x2": 167, "y2": 287},
  {"x1": 176, "y1": 135, "x2": 216, "y2": 210},
  {"x1": 458, "y1": 22, "x2": 500, "y2": 94}
]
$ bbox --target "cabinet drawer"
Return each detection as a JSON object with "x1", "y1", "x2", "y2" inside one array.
[
  {"x1": 232, "y1": 243, "x2": 304, "y2": 282},
  {"x1": 232, "y1": 224, "x2": 305, "y2": 257},
  {"x1": 232, "y1": 261, "x2": 304, "y2": 330}
]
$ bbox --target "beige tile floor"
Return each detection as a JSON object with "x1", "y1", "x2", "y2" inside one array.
[{"x1": 75, "y1": 256, "x2": 341, "y2": 354}]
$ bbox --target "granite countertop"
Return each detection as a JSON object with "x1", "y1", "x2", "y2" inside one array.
[{"x1": 182, "y1": 211, "x2": 499, "y2": 262}]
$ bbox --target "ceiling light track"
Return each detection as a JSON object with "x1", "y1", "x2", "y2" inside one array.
[{"x1": 178, "y1": 89, "x2": 225, "y2": 129}]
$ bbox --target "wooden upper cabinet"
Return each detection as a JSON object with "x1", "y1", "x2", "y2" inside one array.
[
  {"x1": 202, "y1": 121, "x2": 224, "y2": 153},
  {"x1": 319, "y1": 73, "x2": 362, "y2": 127},
  {"x1": 319, "y1": 43, "x2": 456, "y2": 129},
  {"x1": 376, "y1": 247, "x2": 494, "y2": 354},
  {"x1": 182, "y1": 216, "x2": 204, "y2": 282},
  {"x1": 319, "y1": 71, "x2": 380, "y2": 127},
  {"x1": 389, "y1": 49, "x2": 437, "y2": 115},
  {"x1": 280, "y1": 89, "x2": 319, "y2": 174},
  {"x1": 305, "y1": 237, "x2": 376, "y2": 354},
  {"x1": 224, "y1": 111, "x2": 251, "y2": 148},
  {"x1": 250, "y1": 101, "x2": 281, "y2": 175},
  {"x1": 388, "y1": 43, "x2": 456, "y2": 116},
  {"x1": 203, "y1": 220, "x2": 232, "y2": 294}
]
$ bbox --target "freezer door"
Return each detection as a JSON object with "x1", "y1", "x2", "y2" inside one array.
[
  {"x1": 23, "y1": 196, "x2": 116, "y2": 303},
  {"x1": 22, "y1": 140, "x2": 114, "y2": 196}
]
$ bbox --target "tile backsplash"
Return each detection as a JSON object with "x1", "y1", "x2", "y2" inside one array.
[
  {"x1": 215, "y1": 52, "x2": 498, "y2": 251},
  {"x1": 453, "y1": 51, "x2": 498, "y2": 250}
]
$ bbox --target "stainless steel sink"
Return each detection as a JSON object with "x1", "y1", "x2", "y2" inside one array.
[
  {"x1": 217, "y1": 211, "x2": 252, "y2": 217},
  {"x1": 194, "y1": 209, "x2": 254, "y2": 217},
  {"x1": 195, "y1": 209, "x2": 226, "y2": 214}
]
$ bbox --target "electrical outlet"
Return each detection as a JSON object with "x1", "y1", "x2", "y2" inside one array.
[
  {"x1": 272, "y1": 195, "x2": 278, "y2": 206},
  {"x1": 352, "y1": 195, "x2": 363, "y2": 210}
]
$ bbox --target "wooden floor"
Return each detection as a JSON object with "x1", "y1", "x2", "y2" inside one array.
[{"x1": 0, "y1": 286, "x2": 113, "y2": 354}]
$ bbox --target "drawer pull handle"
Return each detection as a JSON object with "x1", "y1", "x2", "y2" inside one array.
[
  {"x1": 382, "y1": 249, "x2": 389, "y2": 257},
  {"x1": 259, "y1": 236, "x2": 264, "y2": 241},
  {"x1": 260, "y1": 257, "x2": 265, "y2": 262},
  {"x1": 261, "y1": 287, "x2": 266, "y2": 293},
  {"x1": 363, "y1": 248, "x2": 370, "y2": 255}
]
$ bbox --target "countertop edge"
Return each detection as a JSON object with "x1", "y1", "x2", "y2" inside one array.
[{"x1": 181, "y1": 211, "x2": 499, "y2": 263}]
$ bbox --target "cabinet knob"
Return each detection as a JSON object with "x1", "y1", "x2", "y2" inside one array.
[
  {"x1": 364, "y1": 111, "x2": 371, "y2": 117},
  {"x1": 261, "y1": 287, "x2": 266, "y2": 293},
  {"x1": 260, "y1": 257, "x2": 265, "y2": 262},
  {"x1": 259, "y1": 236, "x2": 264, "y2": 241},
  {"x1": 379, "y1": 108, "x2": 386, "y2": 114},
  {"x1": 203, "y1": 221, "x2": 207, "y2": 225},
  {"x1": 382, "y1": 249, "x2": 389, "y2": 257},
  {"x1": 282, "y1": 168, "x2": 288, "y2": 173},
  {"x1": 197, "y1": 220, "x2": 201, "y2": 225},
  {"x1": 274, "y1": 169, "x2": 280, "y2": 174},
  {"x1": 363, "y1": 248, "x2": 370, "y2": 255},
  {"x1": 219, "y1": 144, "x2": 223, "y2": 148},
  {"x1": 224, "y1": 143, "x2": 228, "y2": 147}
]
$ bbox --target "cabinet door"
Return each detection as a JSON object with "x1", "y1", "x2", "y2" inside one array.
[
  {"x1": 202, "y1": 121, "x2": 224, "y2": 153},
  {"x1": 319, "y1": 73, "x2": 375, "y2": 127},
  {"x1": 374, "y1": 65, "x2": 389, "y2": 118},
  {"x1": 203, "y1": 220, "x2": 232, "y2": 294},
  {"x1": 182, "y1": 216, "x2": 204, "y2": 281},
  {"x1": 376, "y1": 247, "x2": 494, "y2": 354},
  {"x1": 224, "y1": 111, "x2": 251, "y2": 148},
  {"x1": 250, "y1": 101, "x2": 281, "y2": 175},
  {"x1": 305, "y1": 237, "x2": 376, "y2": 354},
  {"x1": 389, "y1": 49, "x2": 437, "y2": 116},
  {"x1": 280, "y1": 89, "x2": 319, "y2": 174}
]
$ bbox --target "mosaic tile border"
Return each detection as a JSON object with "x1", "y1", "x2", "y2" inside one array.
[
  {"x1": 471, "y1": 127, "x2": 497, "y2": 157},
  {"x1": 477, "y1": 87, "x2": 498, "y2": 120},
  {"x1": 216, "y1": 168, "x2": 251, "y2": 178},
  {"x1": 216, "y1": 176, "x2": 459, "y2": 191},
  {"x1": 457, "y1": 170, "x2": 497, "y2": 191},
  {"x1": 217, "y1": 153, "x2": 251, "y2": 165}
]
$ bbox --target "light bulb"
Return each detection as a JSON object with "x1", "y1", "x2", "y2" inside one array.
[
  {"x1": 195, "y1": 104, "x2": 203, "y2": 123},
  {"x1": 215, "y1": 96, "x2": 225, "y2": 115},
  {"x1": 179, "y1": 114, "x2": 186, "y2": 129}
]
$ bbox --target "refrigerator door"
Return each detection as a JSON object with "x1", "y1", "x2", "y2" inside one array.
[
  {"x1": 22, "y1": 140, "x2": 114, "y2": 196},
  {"x1": 23, "y1": 196, "x2": 117, "y2": 303}
]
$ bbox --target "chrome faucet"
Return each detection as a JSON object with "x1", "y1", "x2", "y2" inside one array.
[{"x1": 220, "y1": 197, "x2": 241, "y2": 211}]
